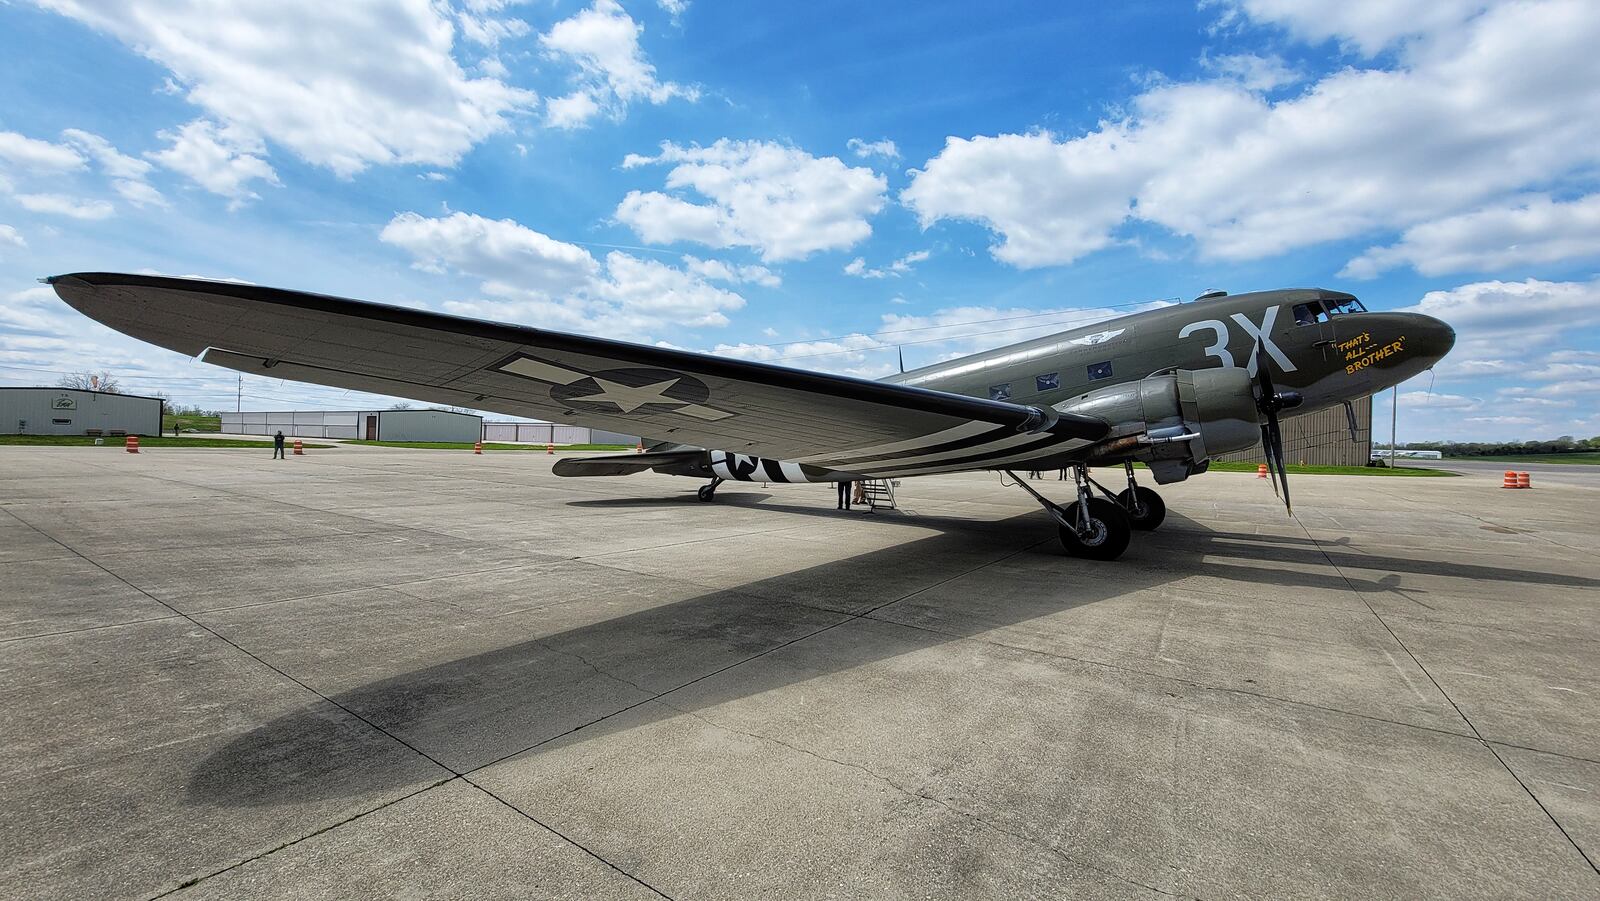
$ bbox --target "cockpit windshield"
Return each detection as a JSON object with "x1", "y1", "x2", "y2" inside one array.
[{"x1": 1292, "y1": 296, "x2": 1367, "y2": 325}]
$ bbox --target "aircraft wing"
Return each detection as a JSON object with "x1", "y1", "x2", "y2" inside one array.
[{"x1": 50, "y1": 273, "x2": 1108, "y2": 466}]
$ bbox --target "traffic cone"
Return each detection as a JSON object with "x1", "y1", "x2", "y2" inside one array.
[
  {"x1": 1256, "y1": 463, "x2": 1268, "y2": 479},
  {"x1": 1502, "y1": 471, "x2": 1519, "y2": 489},
  {"x1": 125, "y1": 435, "x2": 139, "y2": 454},
  {"x1": 293, "y1": 439, "x2": 303, "y2": 455},
  {"x1": 474, "y1": 441, "x2": 482, "y2": 455},
  {"x1": 1518, "y1": 471, "x2": 1531, "y2": 489}
]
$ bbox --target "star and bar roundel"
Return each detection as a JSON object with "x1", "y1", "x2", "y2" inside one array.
[{"x1": 492, "y1": 354, "x2": 735, "y2": 421}]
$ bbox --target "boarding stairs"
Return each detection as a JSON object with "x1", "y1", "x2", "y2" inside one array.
[{"x1": 860, "y1": 478, "x2": 897, "y2": 511}]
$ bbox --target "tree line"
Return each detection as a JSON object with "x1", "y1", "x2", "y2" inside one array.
[{"x1": 1381, "y1": 436, "x2": 1600, "y2": 457}]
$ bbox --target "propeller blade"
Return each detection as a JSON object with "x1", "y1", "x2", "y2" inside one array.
[
  {"x1": 1260, "y1": 423, "x2": 1281, "y2": 499},
  {"x1": 1251, "y1": 344, "x2": 1294, "y2": 516},
  {"x1": 1267, "y1": 414, "x2": 1292, "y2": 515}
]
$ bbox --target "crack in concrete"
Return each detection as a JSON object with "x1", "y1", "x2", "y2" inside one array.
[
  {"x1": 664, "y1": 703, "x2": 1190, "y2": 899},
  {"x1": 1301, "y1": 519, "x2": 1600, "y2": 877},
  {"x1": 1, "y1": 504, "x2": 675, "y2": 900}
]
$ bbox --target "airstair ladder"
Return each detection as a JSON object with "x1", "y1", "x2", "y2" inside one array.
[{"x1": 860, "y1": 478, "x2": 897, "y2": 511}]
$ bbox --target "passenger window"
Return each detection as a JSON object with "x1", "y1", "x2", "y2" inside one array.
[
  {"x1": 989, "y1": 383, "x2": 1011, "y2": 401},
  {"x1": 1087, "y1": 361, "x2": 1113, "y2": 380},
  {"x1": 1035, "y1": 372, "x2": 1060, "y2": 392}
]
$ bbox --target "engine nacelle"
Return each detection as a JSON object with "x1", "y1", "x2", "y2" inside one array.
[{"x1": 1054, "y1": 368, "x2": 1260, "y2": 484}]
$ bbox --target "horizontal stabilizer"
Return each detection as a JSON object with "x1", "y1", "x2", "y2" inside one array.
[{"x1": 553, "y1": 449, "x2": 707, "y2": 478}]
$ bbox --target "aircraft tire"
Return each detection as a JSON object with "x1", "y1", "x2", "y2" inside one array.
[
  {"x1": 697, "y1": 484, "x2": 716, "y2": 502},
  {"x1": 1058, "y1": 498, "x2": 1131, "y2": 561},
  {"x1": 1116, "y1": 486, "x2": 1166, "y2": 531}
]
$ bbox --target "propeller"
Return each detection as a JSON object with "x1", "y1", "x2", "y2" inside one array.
[{"x1": 1251, "y1": 346, "x2": 1303, "y2": 515}]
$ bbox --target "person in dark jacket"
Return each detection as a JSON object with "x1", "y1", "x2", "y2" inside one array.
[
  {"x1": 836, "y1": 479, "x2": 852, "y2": 510},
  {"x1": 273, "y1": 430, "x2": 286, "y2": 460}
]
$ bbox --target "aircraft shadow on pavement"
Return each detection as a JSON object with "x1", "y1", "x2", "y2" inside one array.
[{"x1": 187, "y1": 509, "x2": 1600, "y2": 808}]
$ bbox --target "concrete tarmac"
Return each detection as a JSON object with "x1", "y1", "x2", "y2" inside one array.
[{"x1": 2, "y1": 446, "x2": 1597, "y2": 900}]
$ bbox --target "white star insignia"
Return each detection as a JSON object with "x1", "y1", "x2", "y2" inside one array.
[{"x1": 573, "y1": 376, "x2": 683, "y2": 413}]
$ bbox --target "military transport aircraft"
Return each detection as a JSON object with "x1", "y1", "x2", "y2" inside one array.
[{"x1": 49, "y1": 274, "x2": 1453, "y2": 561}]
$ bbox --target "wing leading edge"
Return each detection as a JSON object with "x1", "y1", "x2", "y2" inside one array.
[{"x1": 49, "y1": 272, "x2": 1108, "y2": 468}]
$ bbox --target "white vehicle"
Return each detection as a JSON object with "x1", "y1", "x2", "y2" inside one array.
[{"x1": 1372, "y1": 449, "x2": 1443, "y2": 460}]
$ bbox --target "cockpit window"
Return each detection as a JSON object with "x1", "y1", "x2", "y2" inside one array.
[
  {"x1": 1291, "y1": 303, "x2": 1329, "y2": 326},
  {"x1": 1324, "y1": 296, "x2": 1367, "y2": 315}
]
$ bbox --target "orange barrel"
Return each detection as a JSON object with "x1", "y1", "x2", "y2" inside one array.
[
  {"x1": 1502, "y1": 471, "x2": 1519, "y2": 489},
  {"x1": 1518, "y1": 471, "x2": 1531, "y2": 489},
  {"x1": 474, "y1": 442, "x2": 482, "y2": 455},
  {"x1": 636, "y1": 440, "x2": 644, "y2": 453},
  {"x1": 125, "y1": 435, "x2": 139, "y2": 453},
  {"x1": 546, "y1": 442, "x2": 554, "y2": 455},
  {"x1": 293, "y1": 439, "x2": 303, "y2": 455},
  {"x1": 1256, "y1": 463, "x2": 1268, "y2": 479}
]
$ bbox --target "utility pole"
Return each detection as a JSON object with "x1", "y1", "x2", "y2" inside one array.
[
  {"x1": 1390, "y1": 385, "x2": 1398, "y2": 468},
  {"x1": 236, "y1": 374, "x2": 242, "y2": 413}
]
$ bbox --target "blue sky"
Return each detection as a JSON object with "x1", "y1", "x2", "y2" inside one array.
[{"x1": 1, "y1": 0, "x2": 1596, "y2": 441}]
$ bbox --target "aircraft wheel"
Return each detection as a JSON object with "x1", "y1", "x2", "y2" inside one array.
[
  {"x1": 696, "y1": 483, "x2": 717, "y2": 502},
  {"x1": 1058, "y1": 498, "x2": 1131, "y2": 561},
  {"x1": 1116, "y1": 486, "x2": 1166, "y2": 531}
]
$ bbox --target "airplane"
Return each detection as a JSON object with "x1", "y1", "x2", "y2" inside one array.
[{"x1": 48, "y1": 273, "x2": 1454, "y2": 561}]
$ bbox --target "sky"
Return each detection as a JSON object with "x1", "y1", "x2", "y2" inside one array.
[{"x1": 0, "y1": 0, "x2": 1597, "y2": 442}]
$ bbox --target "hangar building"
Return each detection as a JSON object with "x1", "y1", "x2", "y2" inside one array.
[
  {"x1": 220, "y1": 408, "x2": 482, "y2": 442},
  {"x1": 1, "y1": 387, "x2": 163, "y2": 436},
  {"x1": 1216, "y1": 395, "x2": 1373, "y2": 467}
]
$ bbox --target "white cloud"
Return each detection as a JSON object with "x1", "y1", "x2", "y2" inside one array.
[
  {"x1": 592, "y1": 252, "x2": 744, "y2": 328},
  {"x1": 1197, "y1": 51, "x2": 1301, "y2": 91},
  {"x1": 60, "y1": 129, "x2": 151, "y2": 180},
  {"x1": 380, "y1": 211, "x2": 600, "y2": 297},
  {"x1": 905, "y1": 0, "x2": 1600, "y2": 267},
  {"x1": 714, "y1": 333, "x2": 889, "y2": 378},
  {"x1": 61, "y1": 129, "x2": 166, "y2": 207},
  {"x1": 1404, "y1": 277, "x2": 1600, "y2": 382},
  {"x1": 32, "y1": 0, "x2": 537, "y2": 177},
  {"x1": 1342, "y1": 194, "x2": 1600, "y2": 278},
  {"x1": 847, "y1": 138, "x2": 900, "y2": 160},
  {"x1": 1398, "y1": 390, "x2": 1480, "y2": 410},
  {"x1": 0, "y1": 130, "x2": 84, "y2": 172},
  {"x1": 539, "y1": 0, "x2": 694, "y2": 128},
  {"x1": 844, "y1": 249, "x2": 930, "y2": 279},
  {"x1": 0, "y1": 225, "x2": 24, "y2": 251},
  {"x1": 1212, "y1": 0, "x2": 1490, "y2": 56},
  {"x1": 658, "y1": 0, "x2": 689, "y2": 23},
  {"x1": 617, "y1": 139, "x2": 888, "y2": 261},
  {"x1": 681, "y1": 255, "x2": 780, "y2": 287},
  {"x1": 546, "y1": 91, "x2": 604, "y2": 129},
  {"x1": 382, "y1": 209, "x2": 747, "y2": 339},
  {"x1": 148, "y1": 120, "x2": 279, "y2": 207},
  {"x1": 13, "y1": 193, "x2": 114, "y2": 219}
]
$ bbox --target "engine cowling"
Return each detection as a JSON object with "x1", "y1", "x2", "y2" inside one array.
[{"x1": 1053, "y1": 368, "x2": 1260, "y2": 484}]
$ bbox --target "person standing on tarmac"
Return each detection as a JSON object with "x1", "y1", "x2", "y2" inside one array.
[
  {"x1": 273, "y1": 430, "x2": 286, "y2": 460},
  {"x1": 837, "y1": 479, "x2": 853, "y2": 510}
]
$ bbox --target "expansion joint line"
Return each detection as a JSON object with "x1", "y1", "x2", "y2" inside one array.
[
  {"x1": 1298, "y1": 519, "x2": 1599, "y2": 876},
  {"x1": 0, "y1": 506, "x2": 671, "y2": 900}
]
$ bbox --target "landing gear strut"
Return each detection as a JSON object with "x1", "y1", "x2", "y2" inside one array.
[
  {"x1": 1114, "y1": 461, "x2": 1166, "y2": 531},
  {"x1": 1006, "y1": 466, "x2": 1131, "y2": 561},
  {"x1": 696, "y1": 476, "x2": 724, "y2": 502}
]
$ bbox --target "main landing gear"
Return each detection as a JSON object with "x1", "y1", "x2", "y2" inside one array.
[
  {"x1": 1005, "y1": 463, "x2": 1167, "y2": 560},
  {"x1": 1115, "y1": 461, "x2": 1166, "y2": 531},
  {"x1": 696, "y1": 476, "x2": 724, "y2": 502}
]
